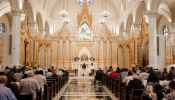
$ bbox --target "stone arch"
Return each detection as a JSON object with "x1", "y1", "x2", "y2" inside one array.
[
  {"x1": 119, "y1": 22, "x2": 124, "y2": 36},
  {"x1": 117, "y1": 45, "x2": 124, "y2": 68},
  {"x1": 79, "y1": 47, "x2": 90, "y2": 61},
  {"x1": 8, "y1": 0, "x2": 21, "y2": 9},
  {"x1": 22, "y1": 1, "x2": 35, "y2": 22},
  {"x1": 158, "y1": 2, "x2": 172, "y2": 23},
  {"x1": 0, "y1": 0, "x2": 11, "y2": 17},
  {"x1": 125, "y1": 13, "x2": 133, "y2": 32},
  {"x1": 45, "y1": 21, "x2": 50, "y2": 34},
  {"x1": 134, "y1": 1, "x2": 147, "y2": 24},
  {"x1": 149, "y1": 0, "x2": 161, "y2": 13},
  {"x1": 36, "y1": 12, "x2": 44, "y2": 31}
]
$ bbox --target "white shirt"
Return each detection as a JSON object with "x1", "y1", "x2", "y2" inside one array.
[
  {"x1": 33, "y1": 75, "x2": 46, "y2": 92},
  {"x1": 20, "y1": 78, "x2": 40, "y2": 99},
  {"x1": 123, "y1": 76, "x2": 133, "y2": 84},
  {"x1": 159, "y1": 80, "x2": 170, "y2": 89},
  {"x1": 139, "y1": 72, "x2": 149, "y2": 81}
]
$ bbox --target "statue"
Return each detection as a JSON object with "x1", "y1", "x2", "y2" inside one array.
[{"x1": 82, "y1": 63, "x2": 86, "y2": 69}]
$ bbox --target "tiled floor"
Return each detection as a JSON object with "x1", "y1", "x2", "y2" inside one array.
[{"x1": 53, "y1": 77, "x2": 117, "y2": 100}]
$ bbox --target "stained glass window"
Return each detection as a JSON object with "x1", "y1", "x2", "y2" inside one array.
[
  {"x1": 163, "y1": 25, "x2": 168, "y2": 35},
  {"x1": 79, "y1": 23, "x2": 91, "y2": 40},
  {"x1": 0, "y1": 23, "x2": 5, "y2": 34},
  {"x1": 77, "y1": 0, "x2": 93, "y2": 5}
]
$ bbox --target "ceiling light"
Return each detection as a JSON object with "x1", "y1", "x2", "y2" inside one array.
[
  {"x1": 98, "y1": 19, "x2": 106, "y2": 24},
  {"x1": 101, "y1": 10, "x2": 110, "y2": 17},
  {"x1": 59, "y1": 10, "x2": 68, "y2": 17},
  {"x1": 63, "y1": 18, "x2": 71, "y2": 24}
]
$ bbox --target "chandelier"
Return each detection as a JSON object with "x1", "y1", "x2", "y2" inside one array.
[
  {"x1": 63, "y1": 18, "x2": 71, "y2": 24},
  {"x1": 98, "y1": 19, "x2": 106, "y2": 24},
  {"x1": 59, "y1": 10, "x2": 68, "y2": 17},
  {"x1": 101, "y1": 10, "x2": 110, "y2": 17},
  {"x1": 59, "y1": 0, "x2": 69, "y2": 17}
]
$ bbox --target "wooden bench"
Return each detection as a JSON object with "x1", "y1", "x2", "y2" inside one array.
[
  {"x1": 47, "y1": 81, "x2": 54, "y2": 99},
  {"x1": 44, "y1": 84, "x2": 50, "y2": 100},
  {"x1": 128, "y1": 88, "x2": 144, "y2": 100},
  {"x1": 19, "y1": 93, "x2": 33, "y2": 100},
  {"x1": 47, "y1": 78, "x2": 59, "y2": 93}
]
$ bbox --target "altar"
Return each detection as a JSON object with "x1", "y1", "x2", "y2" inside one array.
[{"x1": 72, "y1": 62, "x2": 97, "y2": 76}]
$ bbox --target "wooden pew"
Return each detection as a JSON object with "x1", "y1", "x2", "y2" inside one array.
[
  {"x1": 128, "y1": 88, "x2": 144, "y2": 100},
  {"x1": 37, "y1": 88, "x2": 42, "y2": 100},
  {"x1": 47, "y1": 78, "x2": 59, "y2": 93},
  {"x1": 19, "y1": 93, "x2": 33, "y2": 100},
  {"x1": 119, "y1": 82, "x2": 126, "y2": 100},
  {"x1": 44, "y1": 84, "x2": 50, "y2": 100},
  {"x1": 47, "y1": 79, "x2": 56, "y2": 97},
  {"x1": 114, "y1": 78, "x2": 120, "y2": 97},
  {"x1": 47, "y1": 81, "x2": 54, "y2": 99}
]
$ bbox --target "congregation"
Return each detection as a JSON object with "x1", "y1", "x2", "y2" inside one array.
[
  {"x1": 0, "y1": 66, "x2": 68, "y2": 100},
  {"x1": 95, "y1": 66, "x2": 175, "y2": 100}
]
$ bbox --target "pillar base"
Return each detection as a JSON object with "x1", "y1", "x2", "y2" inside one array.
[{"x1": 147, "y1": 65, "x2": 158, "y2": 69}]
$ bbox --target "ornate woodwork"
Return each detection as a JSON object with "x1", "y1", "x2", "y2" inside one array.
[{"x1": 137, "y1": 17, "x2": 149, "y2": 67}]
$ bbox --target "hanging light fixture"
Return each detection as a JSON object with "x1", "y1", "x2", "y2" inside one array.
[
  {"x1": 59, "y1": 0, "x2": 68, "y2": 17},
  {"x1": 98, "y1": 0, "x2": 106, "y2": 24},
  {"x1": 101, "y1": 0, "x2": 110, "y2": 17},
  {"x1": 98, "y1": 19, "x2": 106, "y2": 24},
  {"x1": 63, "y1": 18, "x2": 71, "y2": 24},
  {"x1": 63, "y1": 0, "x2": 71, "y2": 24}
]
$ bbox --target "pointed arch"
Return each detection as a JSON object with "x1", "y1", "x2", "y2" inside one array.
[
  {"x1": 45, "y1": 21, "x2": 50, "y2": 34},
  {"x1": 134, "y1": 1, "x2": 147, "y2": 24},
  {"x1": 119, "y1": 22, "x2": 124, "y2": 36},
  {"x1": 125, "y1": 13, "x2": 134, "y2": 32},
  {"x1": 36, "y1": 12, "x2": 44, "y2": 31},
  {"x1": 22, "y1": 1, "x2": 35, "y2": 22}
]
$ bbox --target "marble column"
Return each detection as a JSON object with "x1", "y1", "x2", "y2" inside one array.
[
  {"x1": 169, "y1": 23, "x2": 175, "y2": 64},
  {"x1": 133, "y1": 24, "x2": 141, "y2": 64},
  {"x1": 124, "y1": 31, "x2": 129, "y2": 40},
  {"x1": 11, "y1": 10, "x2": 23, "y2": 66},
  {"x1": 28, "y1": 21, "x2": 36, "y2": 62},
  {"x1": 147, "y1": 12, "x2": 158, "y2": 69},
  {"x1": 40, "y1": 30, "x2": 45, "y2": 39}
]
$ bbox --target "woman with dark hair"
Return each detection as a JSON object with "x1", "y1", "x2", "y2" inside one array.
[
  {"x1": 132, "y1": 67, "x2": 136, "y2": 74},
  {"x1": 145, "y1": 84, "x2": 164, "y2": 100},
  {"x1": 116, "y1": 67, "x2": 121, "y2": 73},
  {"x1": 6, "y1": 72, "x2": 19, "y2": 99},
  {"x1": 147, "y1": 73, "x2": 159, "y2": 85},
  {"x1": 160, "y1": 73, "x2": 173, "y2": 90}
]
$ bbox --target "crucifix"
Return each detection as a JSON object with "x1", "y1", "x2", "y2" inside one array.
[{"x1": 24, "y1": 38, "x2": 29, "y2": 66}]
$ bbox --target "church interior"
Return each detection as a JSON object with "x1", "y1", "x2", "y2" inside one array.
[{"x1": 0, "y1": 0, "x2": 175, "y2": 100}]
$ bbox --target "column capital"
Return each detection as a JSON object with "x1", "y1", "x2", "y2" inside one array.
[
  {"x1": 146, "y1": 11, "x2": 158, "y2": 18},
  {"x1": 133, "y1": 23, "x2": 141, "y2": 28},
  {"x1": 11, "y1": 9, "x2": 23, "y2": 16},
  {"x1": 39, "y1": 30, "x2": 45, "y2": 33},
  {"x1": 28, "y1": 21, "x2": 36, "y2": 27}
]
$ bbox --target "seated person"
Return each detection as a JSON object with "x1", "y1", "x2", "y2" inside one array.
[
  {"x1": 165, "y1": 81, "x2": 175, "y2": 100},
  {"x1": 106, "y1": 66, "x2": 113, "y2": 74},
  {"x1": 128, "y1": 75, "x2": 143, "y2": 88},
  {"x1": 128, "y1": 75, "x2": 144, "y2": 96},
  {"x1": 119, "y1": 68, "x2": 128, "y2": 81},
  {"x1": 34, "y1": 70, "x2": 46, "y2": 92},
  {"x1": 95, "y1": 68, "x2": 104, "y2": 84},
  {"x1": 108, "y1": 69, "x2": 119, "y2": 77},
  {"x1": 0, "y1": 75, "x2": 17, "y2": 100},
  {"x1": 139, "y1": 69, "x2": 149, "y2": 82},
  {"x1": 123, "y1": 71, "x2": 133, "y2": 84},
  {"x1": 20, "y1": 71, "x2": 40, "y2": 100},
  {"x1": 145, "y1": 84, "x2": 164, "y2": 100}
]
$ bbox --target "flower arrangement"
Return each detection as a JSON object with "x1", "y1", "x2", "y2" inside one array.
[
  {"x1": 74, "y1": 56, "x2": 80, "y2": 61},
  {"x1": 89, "y1": 57, "x2": 95, "y2": 61}
]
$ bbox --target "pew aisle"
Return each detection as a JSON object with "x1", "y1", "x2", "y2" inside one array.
[{"x1": 53, "y1": 77, "x2": 117, "y2": 100}]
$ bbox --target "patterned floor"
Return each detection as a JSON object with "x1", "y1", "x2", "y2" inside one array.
[{"x1": 53, "y1": 77, "x2": 117, "y2": 100}]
